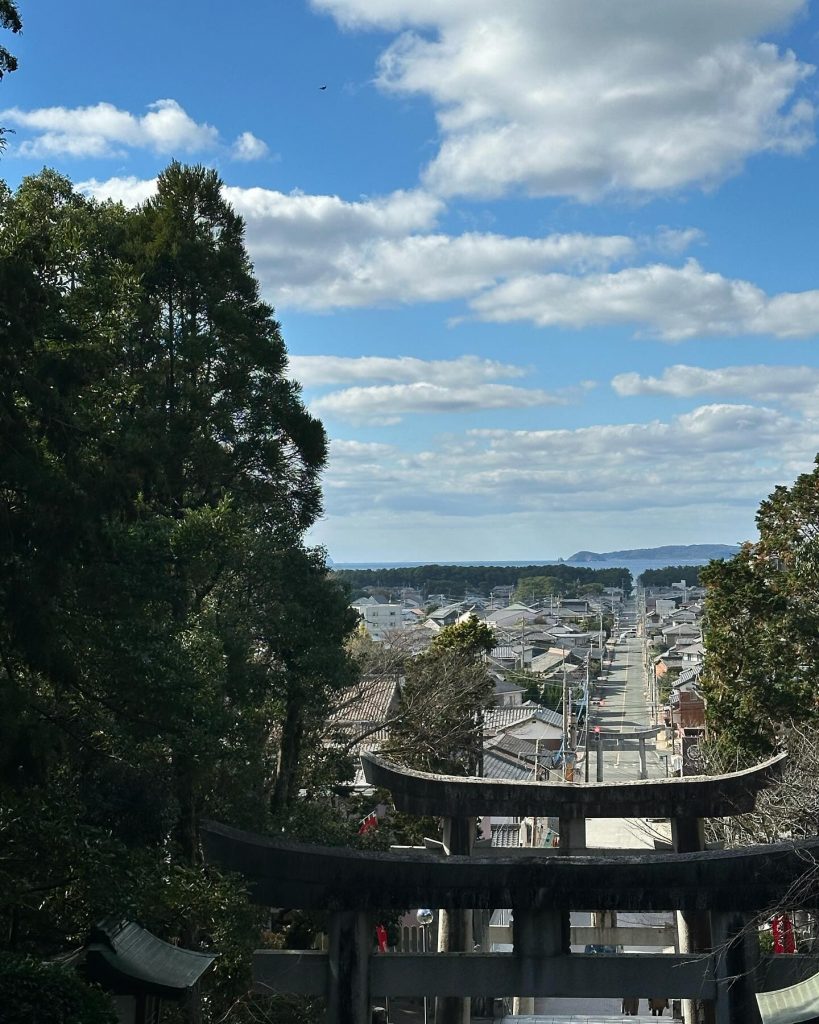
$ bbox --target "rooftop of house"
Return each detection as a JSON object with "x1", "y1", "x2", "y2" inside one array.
[
  {"x1": 678, "y1": 641, "x2": 706, "y2": 657},
  {"x1": 484, "y1": 702, "x2": 563, "y2": 732},
  {"x1": 491, "y1": 644, "x2": 522, "y2": 662},
  {"x1": 490, "y1": 822, "x2": 524, "y2": 847},
  {"x1": 485, "y1": 733, "x2": 539, "y2": 759},
  {"x1": 676, "y1": 666, "x2": 703, "y2": 688},
  {"x1": 655, "y1": 650, "x2": 684, "y2": 665},
  {"x1": 662, "y1": 622, "x2": 701, "y2": 635},
  {"x1": 328, "y1": 676, "x2": 400, "y2": 727},
  {"x1": 484, "y1": 605, "x2": 541, "y2": 625},
  {"x1": 483, "y1": 751, "x2": 538, "y2": 783},
  {"x1": 571, "y1": 646, "x2": 604, "y2": 661},
  {"x1": 531, "y1": 647, "x2": 586, "y2": 673},
  {"x1": 427, "y1": 602, "x2": 466, "y2": 620}
]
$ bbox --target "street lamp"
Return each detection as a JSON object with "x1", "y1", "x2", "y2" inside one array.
[{"x1": 416, "y1": 909, "x2": 434, "y2": 1024}]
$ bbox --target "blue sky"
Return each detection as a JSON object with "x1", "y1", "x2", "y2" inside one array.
[{"x1": 4, "y1": 1, "x2": 819, "y2": 562}]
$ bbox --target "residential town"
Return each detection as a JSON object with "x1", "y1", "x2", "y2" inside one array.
[
  {"x1": 343, "y1": 574, "x2": 707, "y2": 782},
  {"x1": 322, "y1": 570, "x2": 723, "y2": 1020}
]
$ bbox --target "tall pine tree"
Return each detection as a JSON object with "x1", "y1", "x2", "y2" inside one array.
[{"x1": 0, "y1": 166, "x2": 357, "y2": 1018}]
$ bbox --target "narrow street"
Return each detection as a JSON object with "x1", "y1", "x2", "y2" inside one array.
[
  {"x1": 529, "y1": 616, "x2": 675, "y2": 1021},
  {"x1": 587, "y1": 635, "x2": 666, "y2": 784}
]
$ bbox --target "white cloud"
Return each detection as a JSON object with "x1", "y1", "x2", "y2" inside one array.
[
  {"x1": 80, "y1": 175, "x2": 159, "y2": 206},
  {"x1": 225, "y1": 184, "x2": 444, "y2": 239},
  {"x1": 76, "y1": 176, "x2": 819, "y2": 340},
  {"x1": 289, "y1": 354, "x2": 527, "y2": 387},
  {"x1": 223, "y1": 183, "x2": 634, "y2": 309},
  {"x1": 612, "y1": 363, "x2": 819, "y2": 406},
  {"x1": 314, "y1": 0, "x2": 814, "y2": 199},
  {"x1": 469, "y1": 259, "x2": 819, "y2": 340},
  {"x1": 2, "y1": 99, "x2": 264, "y2": 160},
  {"x1": 652, "y1": 228, "x2": 707, "y2": 256},
  {"x1": 319, "y1": 400, "x2": 819, "y2": 525},
  {"x1": 291, "y1": 355, "x2": 568, "y2": 424},
  {"x1": 231, "y1": 131, "x2": 270, "y2": 161},
  {"x1": 310, "y1": 381, "x2": 565, "y2": 424},
  {"x1": 471, "y1": 403, "x2": 795, "y2": 460},
  {"x1": 258, "y1": 230, "x2": 633, "y2": 310},
  {"x1": 79, "y1": 175, "x2": 642, "y2": 311},
  {"x1": 81, "y1": 175, "x2": 442, "y2": 230}
]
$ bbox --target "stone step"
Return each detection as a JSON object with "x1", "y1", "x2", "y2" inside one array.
[{"x1": 499, "y1": 1016, "x2": 669, "y2": 1023}]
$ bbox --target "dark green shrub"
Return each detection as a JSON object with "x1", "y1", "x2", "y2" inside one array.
[{"x1": 0, "y1": 955, "x2": 116, "y2": 1024}]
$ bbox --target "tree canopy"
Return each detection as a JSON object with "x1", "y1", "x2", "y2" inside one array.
[
  {"x1": 0, "y1": 0, "x2": 21, "y2": 151},
  {"x1": 639, "y1": 565, "x2": 702, "y2": 588},
  {"x1": 0, "y1": 166, "x2": 358, "y2": 1018},
  {"x1": 0, "y1": 0, "x2": 20, "y2": 80},
  {"x1": 701, "y1": 457, "x2": 819, "y2": 758},
  {"x1": 384, "y1": 617, "x2": 495, "y2": 776},
  {"x1": 334, "y1": 562, "x2": 632, "y2": 599}
]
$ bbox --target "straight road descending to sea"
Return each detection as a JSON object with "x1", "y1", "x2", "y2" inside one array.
[
  {"x1": 528, "y1": 615, "x2": 674, "y2": 1020},
  {"x1": 589, "y1": 632, "x2": 662, "y2": 784}
]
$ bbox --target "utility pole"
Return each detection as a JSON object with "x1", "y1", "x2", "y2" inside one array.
[
  {"x1": 532, "y1": 738, "x2": 540, "y2": 848},
  {"x1": 562, "y1": 660, "x2": 570, "y2": 780}
]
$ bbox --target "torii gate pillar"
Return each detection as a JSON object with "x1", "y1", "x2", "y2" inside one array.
[
  {"x1": 327, "y1": 911, "x2": 372, "y2": 1024},
  {"x1": 437, "y1": 817, "x2": 474, "y2": 1024}
]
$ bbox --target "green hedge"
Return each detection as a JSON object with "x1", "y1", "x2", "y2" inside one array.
[{"x1": 0, "y1": 955, "x2": 116, "y2": 1024}]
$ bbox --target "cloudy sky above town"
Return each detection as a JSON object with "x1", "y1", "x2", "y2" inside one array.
[{"x1": 6, "y1": 1, "x2": 819, "y2": 562}]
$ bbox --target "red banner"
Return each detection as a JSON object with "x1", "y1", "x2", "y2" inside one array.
[
  {"x1": 358, "y1": 811, "x2": 378, "y2": 834},
  {"x1": 772, "y1": 914, "x2": 796, "y2": 954}
]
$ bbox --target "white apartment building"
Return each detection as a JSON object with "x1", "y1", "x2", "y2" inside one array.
[{"x1": 359, "y1": 602, "x2": 403, "y2": 641}]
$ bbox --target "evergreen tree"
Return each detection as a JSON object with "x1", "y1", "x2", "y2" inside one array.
[
  {"x1": 701, "y1": 457, "x2": 819, "y2": 758},
  {"x1": 0, "y1": 166, "x2": 357, "y2": 1018}
]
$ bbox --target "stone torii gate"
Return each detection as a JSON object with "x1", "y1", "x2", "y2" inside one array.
[
  {"x1": 584, "y1": 726, "x2": 662, "y2": 780},
  {"x1": 201, "y1": 750, "x2": 819, "y2": 1024}
]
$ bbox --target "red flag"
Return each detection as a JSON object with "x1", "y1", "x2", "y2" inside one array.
[
  {"x1": 783, "y1": 914, "x2": 796, "y2": 954},
  {"x1": 375, "y1": 923, "x2": 388, "y2": 953},
  {"x1": 772, "y1": 915, "x2": 795, "y2": 953},
  {"x1": 358, "y1": 811, "x2": 378, "y2": 835},
  {"x1": 772, "y1": 915, "x2": 783, "y2": 953}
]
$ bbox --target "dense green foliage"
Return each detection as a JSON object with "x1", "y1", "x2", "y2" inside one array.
[
  {"x1": 428, "y1": 615, "x2": 495, "y2": 657},
  {"x1": 334, "y1": 562, "x2": 631, "y2": 598},
  {"x1": 0, "y1": 0, "x2": 21, "y2": 153},
  {"x1": 702, "y1": 458, "x2": 819, "y2": 758},
  {"x1": 0, "y1": 956, "x2": 117, "y2": 1024},
  {"x1": 512, "y1": 672, "x2": 565, "y2": 710},
  {"x1": 639, "y1": 565, "x2": 702, "y2": 587},
  {"x1": 0, "y1": 0, "x2": 21, "y2": 80},
  {"x1": 0, "y1": 167, "x2": 358, "y2": 1018},
  {"x1": 384, "y1": 617, "x2": 495, "y2": 775},
  {"x1": 511, "y1": 575, "x2": 564, "y2": 602}
]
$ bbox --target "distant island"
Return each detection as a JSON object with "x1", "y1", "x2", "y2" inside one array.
[{"x1": 566, "y1": 544, "x2": 741, "y2": 563}]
